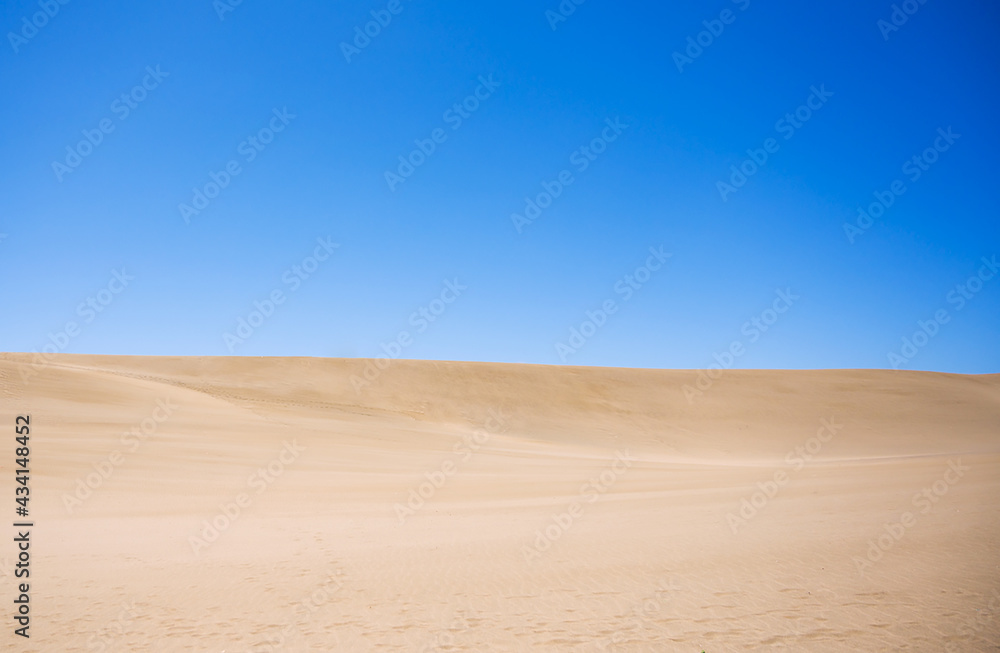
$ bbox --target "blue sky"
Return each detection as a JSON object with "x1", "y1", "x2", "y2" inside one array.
[{"x1": 1, "y1": 0, "x2": 998, "y2": 372}]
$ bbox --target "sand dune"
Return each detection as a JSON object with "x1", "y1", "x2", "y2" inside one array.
[{"x1": 1, "y1": 353, "x2": 998, "y2": 651}]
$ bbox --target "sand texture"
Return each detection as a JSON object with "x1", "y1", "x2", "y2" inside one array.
[{"x1": 0, "y1": 353, "x2": 998, "y2": 651}]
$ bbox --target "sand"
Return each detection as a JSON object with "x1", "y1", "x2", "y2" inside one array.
[{"x1": 0, "y1": 353, "x2": 998, "y2": 651}]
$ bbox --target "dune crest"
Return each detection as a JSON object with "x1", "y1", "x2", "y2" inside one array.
[{"x1": 2, "y1": 353, "x2": 998, "y2": 651}]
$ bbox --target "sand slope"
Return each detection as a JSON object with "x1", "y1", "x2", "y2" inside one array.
[{"x1": 1, "y1": 353, "x2": 998, "y2": 651}]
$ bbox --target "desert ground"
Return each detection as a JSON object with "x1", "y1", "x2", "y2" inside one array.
[{"x1": 0, "y1": 353, "x2": 998, "y2": 652}]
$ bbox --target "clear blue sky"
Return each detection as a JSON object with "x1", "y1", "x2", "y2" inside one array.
[{"x1": 1, "y1": 0, "x2": 998, "y2": 372}]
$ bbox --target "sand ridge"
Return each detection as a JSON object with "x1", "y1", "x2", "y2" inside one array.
[{"x1": 0, "y1": 353, "x2": 998, "y2": 651}]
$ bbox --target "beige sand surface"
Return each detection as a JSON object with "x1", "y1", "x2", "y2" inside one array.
[{"x1": 1, "y1": 353, "x2": 998, "y2": 651}]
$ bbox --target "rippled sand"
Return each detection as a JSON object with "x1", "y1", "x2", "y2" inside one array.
[{"x1": 1, "y1": 353, "x2": 998, "y2": 651}]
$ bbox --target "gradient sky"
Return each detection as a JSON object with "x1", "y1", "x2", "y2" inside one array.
[{"x1": 1, "y1": 0, "x2": 998, "y2": 372}]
